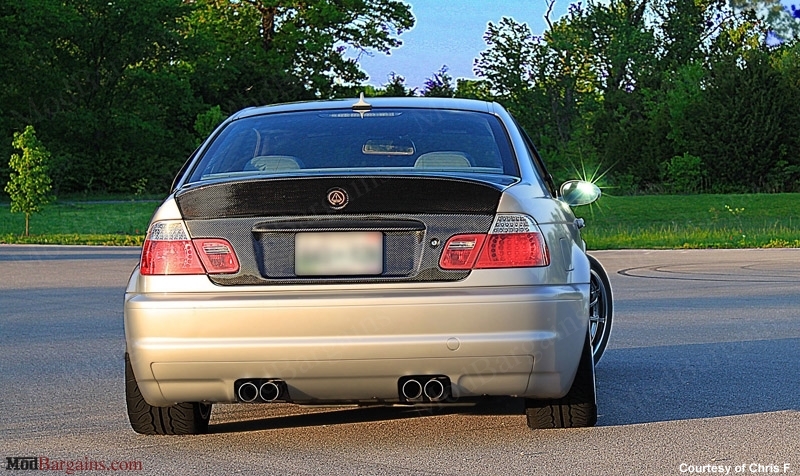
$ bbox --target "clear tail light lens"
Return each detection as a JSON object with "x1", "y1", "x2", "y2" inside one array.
[
  {"x1": 140, "y1": 221, "x2": 239, "y2": 275},
  {"x1": 439, "y1": 214, "x2": 550, "y2": 270}
]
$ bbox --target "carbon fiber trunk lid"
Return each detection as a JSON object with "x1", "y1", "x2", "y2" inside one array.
[{"x1": 175, "y1": 176, "x2": 504, "y2": 285}]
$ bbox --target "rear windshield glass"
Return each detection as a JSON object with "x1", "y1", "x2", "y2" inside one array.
[{"x1": 186, "y1": 108, "x2": 518, "y2": 183}]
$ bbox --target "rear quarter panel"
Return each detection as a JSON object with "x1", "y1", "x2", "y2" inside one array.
[{"x1": 497, "y1": 183, "x2": 590, "y2": 287}]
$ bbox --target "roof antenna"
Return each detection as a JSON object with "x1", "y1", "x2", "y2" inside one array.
[{"x1": 352, "y1": 92, "x2": 372, "y2": 118}]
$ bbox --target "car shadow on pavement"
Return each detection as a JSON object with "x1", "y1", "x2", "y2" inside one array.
[
  {"x1": 209, "y1": 396, "x2": 525, "y2": 434},
  {"x1": 209, "y1": 337, "x2": 800, "y2": 433},
  {"x1": 595, "y1": 337, "x2": 800, "y2": 426}
]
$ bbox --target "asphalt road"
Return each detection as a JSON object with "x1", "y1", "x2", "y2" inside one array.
[{"x1": 1, "y1": 245, "x2": 798, "y2": 476}]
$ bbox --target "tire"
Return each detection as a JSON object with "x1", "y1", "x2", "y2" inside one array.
[
  {"x1": 524, "y1": 332, "x2": 597, "y2": 429},
  {"x1": 588, "y1": 254, "x2": 613, "y2": 364},
  {"x1": 125, "y1": 353, "x2": 211, "y2": 435}
]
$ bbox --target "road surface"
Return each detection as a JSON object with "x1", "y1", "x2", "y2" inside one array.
[{"x1": 1, "y1": 246, "x2": 798, "y2": 475}]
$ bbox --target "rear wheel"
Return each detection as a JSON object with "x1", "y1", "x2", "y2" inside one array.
[
  {"x1": 125, "y1": 353, "x2": 211, "y2": 435},
  {"x1": 588, "y1": 255, "x2": 613, "y2": 364},
  {"x1": 524, "y1": 332, "x2": 597, "y2": 429}
]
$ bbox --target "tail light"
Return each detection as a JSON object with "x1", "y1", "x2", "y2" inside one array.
[
  {"x1": 194, "y1": 239, "x2": 240, "y2": 274},
  {"x1": 439, "y1": 214, "x2": 549, "y2": 270},
  {"x1": 140, "y1": 221, "x2": 239, "y2": 275}
]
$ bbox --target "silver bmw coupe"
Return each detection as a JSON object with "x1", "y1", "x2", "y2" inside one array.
[{"x1": 124, "y1": 96, "x2": 612, "y2": 434}]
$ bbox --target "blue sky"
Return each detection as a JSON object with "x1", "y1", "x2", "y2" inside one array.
[{"x1": 356, "y1": 0, "x2": 570, "y2": 90}]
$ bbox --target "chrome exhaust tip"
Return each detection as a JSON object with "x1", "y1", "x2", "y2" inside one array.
[
  {"x1": 237, "y1": 381, "x2": 259, "y2": 403},
  {"x1": 400, "y1": 376, "x2": 451, "y2": 402},
  {"x1": 423, "y1": 378, "x2": 446, "y2": 402},
  {"x1": 259, "y1": 381, "x2": 281, "y2": 402},
  {"x1": 401, "y1": 379, "x2": 423, "y2": 400}
]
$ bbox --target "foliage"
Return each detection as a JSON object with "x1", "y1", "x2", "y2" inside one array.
[
  {"x1": 729, "y1": 0, "x2": 800, "y2": 41},
  {"x1": 185, "y1": 0, "x2": 414, "y2": 109},
  {"x1": 4, "y1": 126, "x2": 54, "y2": 236},
  {"x1": 454, "y1": 79, "x2": 493, "y2": 100},
  {"x1": 0, "y1": 0, "x2": 201, "y2": 194},
  {"x1": 372, "y1": 73, "x2": 418, "y2": 97},
  {"x1": 194, "y1": 106, "x2": 228, "y2": 144},
  {"x1": 1, "y1": 0, "x2": 799, "y2": 196},
  {"x1": 473, "y1": 0, "x2": 800, "y2": 194},
  {"x1": 0, "y1": 233, "x2": 145, "y2": 246},
  {"x1": 474, "y1": 17, "x2": 539, "y2": 97},
  {"x1": 673, "y1": 49, "x2": 799, "y2": 192},
  {"x1": 662, "y1": 153, "x2": 705, "y2": 193},
  {"x1": 422, "y1": 66, "x2": 456, "y2": 97},
  {"x1": 0, "y1": 0, "x2": 414, "y2": 195}
]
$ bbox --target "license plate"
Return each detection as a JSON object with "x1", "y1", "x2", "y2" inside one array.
[{"x1": 295, "y1": 232, "x2": 383, "y2": 276}]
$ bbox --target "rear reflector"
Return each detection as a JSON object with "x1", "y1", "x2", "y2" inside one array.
[
  {"x1": 439, "y1": 214, "x2": 549, "y2": 270},
  {"x1": 140, "y1": 221, "x2": 239, "y2": 275}
]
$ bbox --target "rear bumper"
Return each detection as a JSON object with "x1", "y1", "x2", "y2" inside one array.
[{"x1": 124, "y1": 282, "x2": 589, "y2": 406}]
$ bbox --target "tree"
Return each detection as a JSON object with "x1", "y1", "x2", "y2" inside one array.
[
  {"x1": 374, "y1": 73, "x2": 417, "y2": 97},
  {"x1": 4, "y1": 126, "x2": 54, "y2": 236},
  {"x1": 473, "y1": 14, "x2": 603, "y2": 182},
  {"x1": 422, "y1": 66, "x2": 456, "y2": 97},
  {"x1": 194, "y1": 106, "x2": 228, "y2": 145},
  {"x1": 454, "y1": 79, "x2": 492, "y2": 100},
  {"x1": 0, "y1": 0, "x2": 202, "y2": 194},
  {"x1": 671, "y1": 49, "x2": 798, "y2": 192},
  {"x1": 474, "y1": 17, "x2": 539, "y2": 98},
  {"x1": 0, "y1": 0, "x2": 72, "y2": 189},
  {"x1": 186, "y1": 0, "x2": 415, "y2": 107}
]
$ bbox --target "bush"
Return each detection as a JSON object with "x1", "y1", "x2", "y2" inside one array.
[
  {"x1": 763, "y1": 159, "x2": 800, "y2": 193},
  {"x1": 663, "y1": 153, "x2": 705, "y2": 194}
]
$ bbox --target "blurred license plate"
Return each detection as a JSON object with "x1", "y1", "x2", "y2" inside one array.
[{"x1": 295, "y1": 232, "x2": 383, "y2": 276}]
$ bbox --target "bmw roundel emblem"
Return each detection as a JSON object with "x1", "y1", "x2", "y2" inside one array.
[{"x1": 326, "y1": 188, "x2": 349, "y2": 209}]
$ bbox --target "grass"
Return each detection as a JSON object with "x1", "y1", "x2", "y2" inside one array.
[
  {"x1": 1, "y1": 199, "x2": 158, "y2": 246},
  {"x1": 577, "y1": 193, "x2": 800, "y2": 249},
  {"x1": 1, "y1": 193, "x2": 799, "y2": 249}
]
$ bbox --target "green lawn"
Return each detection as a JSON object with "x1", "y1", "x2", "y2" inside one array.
[
  {"x1": 1, "y1": 193, "x2": 799, "y2": 248},
  {"x1": 577, "y1": 193, "x2": 800, "y2": 249},
  {"x1": 1, "y1": 200, "x2": 158, "y2": 246}
]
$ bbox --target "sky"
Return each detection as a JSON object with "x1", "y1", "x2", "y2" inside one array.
[
  {"x1": 356, "y1": 0, "x2": 570, "y2": 90},
  {"x1": 356, "y1": 0, "x2": 800, "y2": 90}
]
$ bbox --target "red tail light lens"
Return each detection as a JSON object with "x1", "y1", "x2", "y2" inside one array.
[
  {"x1": 474, "y1": 233, "x2": 549, "y2": 268},
  {"x1": 140, "y1": 221, "x2": 239, "y2": 275},
  {"x1": 439, "y1": 214, "x2": 550, "y2": 270},
  {"x1": 140, "y1": 239, "x2": 205, "y2": 275},
  {"x1": 194, "y1": 239, "x2": 240, "y2": 274},
  {"x1": 439, "y1": 234, "x2": 486, "y2": 270}
]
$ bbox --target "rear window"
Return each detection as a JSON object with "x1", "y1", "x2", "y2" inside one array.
[{"x1": 186, "y1": 108, "x2": 518, "y2": 183}]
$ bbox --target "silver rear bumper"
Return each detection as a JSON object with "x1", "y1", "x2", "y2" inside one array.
[{"x1": 124, "y1": 283, "x2": 589, "y2": 406}]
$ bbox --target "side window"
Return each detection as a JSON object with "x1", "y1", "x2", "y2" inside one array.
[{"x1": 512, "y1": 118, "x2": 557, "y2": 197}]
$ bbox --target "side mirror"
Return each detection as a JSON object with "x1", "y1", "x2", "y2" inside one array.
[{"x1": 560, "y1": 180, "x2": 601, "y2": 206}]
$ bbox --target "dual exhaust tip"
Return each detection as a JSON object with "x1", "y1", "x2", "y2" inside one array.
[
  {"x1": 235, "y1": 379, "x2": 286, "y2": 403},
  {"x1": 236, "y1": 376, "x2": 451, "y2": 403},
  {"x1": 400, "y1": 376, "x2": 451, "y2": 403}
]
